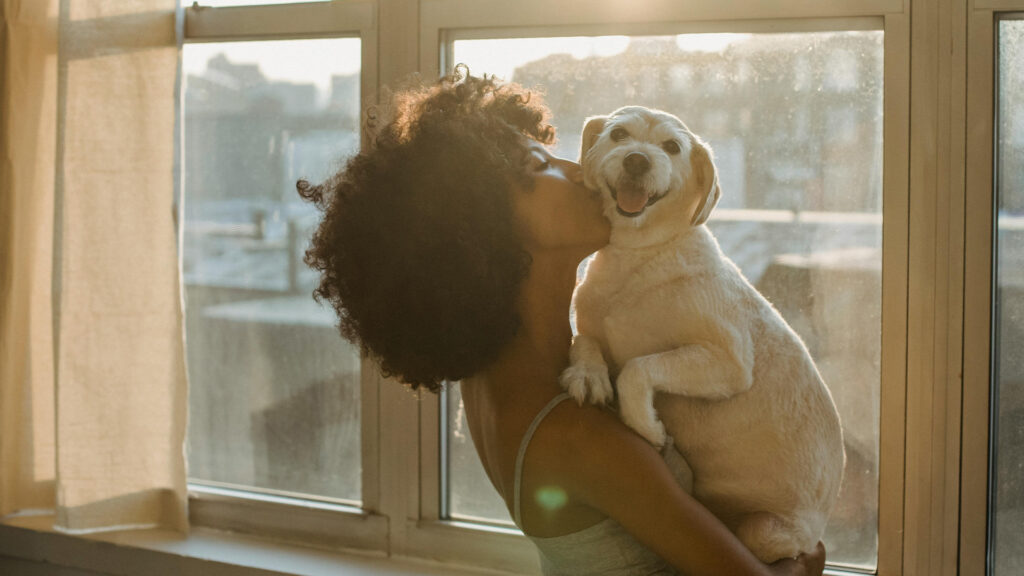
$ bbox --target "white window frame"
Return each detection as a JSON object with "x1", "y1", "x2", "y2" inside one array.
[
  {"x1": 180, "y1": 0, "x2": 388, "y2": 554},
  {"x1": 172, "y1": 2, "x2": 1019, "y2": 576}
]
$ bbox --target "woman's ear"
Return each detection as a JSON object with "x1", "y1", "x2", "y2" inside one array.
[
  {"x1": 689, "y1": 137, "x2": 721, "y2": 226},
  {"x1": 579, "y1": 116, "x2": 608, "y2": 162}
]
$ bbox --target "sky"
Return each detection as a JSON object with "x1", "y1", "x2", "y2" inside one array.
[
  {"x1": 183, "y1": 38, "x2": 362, "y2": 94},
  {"x1": 184, "y1": 32, "x2": 746, "y2": 96}
]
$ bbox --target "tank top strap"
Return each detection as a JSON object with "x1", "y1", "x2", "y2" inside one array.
[{"x1": 514, "y1": 392, "x2": 573, "y2": 528}]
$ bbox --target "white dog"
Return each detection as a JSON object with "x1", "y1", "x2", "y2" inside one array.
[{"x1": 561, "y1": 106, "x2": 845, "y2": 563}]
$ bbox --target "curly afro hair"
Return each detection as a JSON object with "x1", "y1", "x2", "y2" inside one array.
[{"x1": 298, "y1": 70, "x2": 555, "y2": 392}]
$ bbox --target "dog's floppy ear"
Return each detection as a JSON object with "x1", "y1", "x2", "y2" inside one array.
[
  {"x1": 579, "y1": 115, "x2": 608, "y2": 162},
  {"x1": 689, "y1": 138, "x2": 721, "y2": 226}
]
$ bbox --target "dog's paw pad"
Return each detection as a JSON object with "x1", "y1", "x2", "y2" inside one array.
[
  {"x1": 559, "y1": 363, "x2": 611, "y2": 405},
  {"x1": 589, "y1": 371, "x2": 614, "y2": 405},
  {"x1": 559, "y1": 365, "x2": 589, "y2": 405}
]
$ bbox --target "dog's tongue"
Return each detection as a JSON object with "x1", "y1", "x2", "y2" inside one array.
[{"x1": 616, "y1": 187, "x2": 649, "y2": 214}]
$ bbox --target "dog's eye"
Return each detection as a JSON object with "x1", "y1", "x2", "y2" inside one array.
[
  {"x1": 610, "y1": 127, "x2": 629, "y2": 142},
  {"x1": 662, "y1": 140, "x2": 681, "y2": 155}
]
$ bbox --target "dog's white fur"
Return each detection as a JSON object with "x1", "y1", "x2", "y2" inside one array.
[{"x1": 561, "y1": 106, "x2": 845, "y2": 563}]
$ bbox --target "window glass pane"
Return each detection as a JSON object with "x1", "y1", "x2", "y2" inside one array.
[
  {"x1": 447, "y1": 384, "x2": 514, "y2": 525},
  {"x1": 182, "y1": 38, "x2": 362, "y2": 502},
  {"x1": 447, "y1": 31, "x2": 883, "y2": 571},
  {"x1": 994, "y1": 19, "x2": 1024, "y2": 576}
]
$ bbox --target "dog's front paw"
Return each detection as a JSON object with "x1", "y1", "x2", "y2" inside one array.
[{"x1": 559, "y1": 361, "x2": 613, "y2": 405}]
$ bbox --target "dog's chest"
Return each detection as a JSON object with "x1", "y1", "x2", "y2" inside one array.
[{"x1": 577, "y1": 247, "x2": 707, "y2": 370}]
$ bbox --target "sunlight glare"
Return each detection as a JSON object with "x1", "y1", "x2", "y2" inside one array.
[
  {"x1": 453, "y1": 36, "x2": 630, "y2": 82},
  {"x1": 183, "y1": 38, "x2": 361, "y2": 100}
]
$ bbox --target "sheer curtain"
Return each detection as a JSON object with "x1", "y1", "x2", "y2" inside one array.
[{"x1": 0, "y1": 0, "x2": 188, "y2": 533}]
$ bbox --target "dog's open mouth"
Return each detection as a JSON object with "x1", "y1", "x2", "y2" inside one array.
[{"x1": 608, "y1": 183, "x2": 666, "y2": 218}]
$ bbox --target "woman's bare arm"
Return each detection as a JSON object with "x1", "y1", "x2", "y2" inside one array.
[{"x1": 532, "y1": 403, "x2": 825, "y2": 576}]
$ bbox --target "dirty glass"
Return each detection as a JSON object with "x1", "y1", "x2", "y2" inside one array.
[
  {"x1": 993, "y1": 18, "x2": 1024, "y2": 576},
  {"x1": 446, "y1": 31, "x2": 884, "y2": 571},
  {"x1": 182, "y1": 38, "x2": 362, "y2": 502}
]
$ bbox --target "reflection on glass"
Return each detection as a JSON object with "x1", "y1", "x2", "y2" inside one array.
[
  {"x1": 446, "y1": 31, "x2": 883, "y2": 570},
  {"x1": 182, "y1": 38, "x2": 362, "y2": 502},
  {"x1": 994, "y1": 19, "x2": 1024, "y2": 576}
]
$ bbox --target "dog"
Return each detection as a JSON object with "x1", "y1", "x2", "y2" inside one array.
[{"x1": 560, "y1": 106, "x2": 845, "y2": 563}]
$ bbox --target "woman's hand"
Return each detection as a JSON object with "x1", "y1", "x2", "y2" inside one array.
[{"x1": 769, "y1": 542, "x2": 827, "y2": 576}]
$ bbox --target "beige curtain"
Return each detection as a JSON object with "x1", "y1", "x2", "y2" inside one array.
[{"x1": 1, "y1": 0, "x2": 188, "y2": 533}]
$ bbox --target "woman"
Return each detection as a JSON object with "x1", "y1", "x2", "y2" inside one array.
[{"x1": 299, "y1": 70, "x2": 826, "y2": 576}]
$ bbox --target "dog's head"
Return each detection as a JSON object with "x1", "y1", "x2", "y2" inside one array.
[{"x1": 580, "y1": 106, "x2": 721, "y2": 234}]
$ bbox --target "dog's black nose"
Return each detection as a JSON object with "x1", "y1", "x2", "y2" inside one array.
[{"x1": 623, "y1": 152, "x2": 651, "y2": 176}]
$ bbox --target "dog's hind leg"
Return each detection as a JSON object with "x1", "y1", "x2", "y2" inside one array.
[
  {"x1": 616, "y1": 339, "x2": 754, "y2": 446},
  {"x1": 734, "y1": 511, "x2": 812, "y2": 564}
]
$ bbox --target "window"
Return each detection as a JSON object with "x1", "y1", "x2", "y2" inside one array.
[
  {"x1": 443, "y1": 30, "x2": 884, "y2": 571},
  {"x1": 180, "y1": 2, "x2": 383, "y2": 548},
  {"x1": 419, "y1": 7, "x2": 908, "y2": 576},
  {"x1": 6, "y1": 2, "x2": 1016, "y2": 576},
  {"x1": 182, "y1": 37, "x2": 363, "y2": 502},
  {"x1": 993, "y1": 17, "x2": 1024, "y2": 576},
  {"x1": 174, "y1": 2, "x2": 929, "y2": 569}
]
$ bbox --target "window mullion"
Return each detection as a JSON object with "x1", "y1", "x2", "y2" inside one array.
[
  {"x1": 419, "y1": 389, "x2": 442, "y2": 522},
  {"x1": 419, "y1": 0, "x2": 904, "y2": 34},
  {"x1": 877, "y1": 12, "x2": 911, "y2": 576},
  {"x1": 372, "y1": 0, "x2": 422, "y2": 559},
  {"x1": 185, "y1": 1, "x2": 375, "y2": 41}
]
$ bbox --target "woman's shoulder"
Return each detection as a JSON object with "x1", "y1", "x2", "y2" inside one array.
[
  {"x1": 528, "y1": 399, "x2": 670, "y2": 493},
  {"x1": 515, "y1": 397, "x2": 658, "y2": 537}
]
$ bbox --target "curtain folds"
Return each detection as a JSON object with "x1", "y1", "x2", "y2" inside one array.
[
  {"x1": 0, "y1": 0, "x2": 59, "y2": 520},
  {"x1": 1, "y1": 0, "x2": 188, "y2": 533}
]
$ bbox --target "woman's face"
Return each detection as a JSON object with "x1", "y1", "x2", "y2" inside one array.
[{"x1": 512, "y1": 143, "x2": 611, "y2": 256}]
